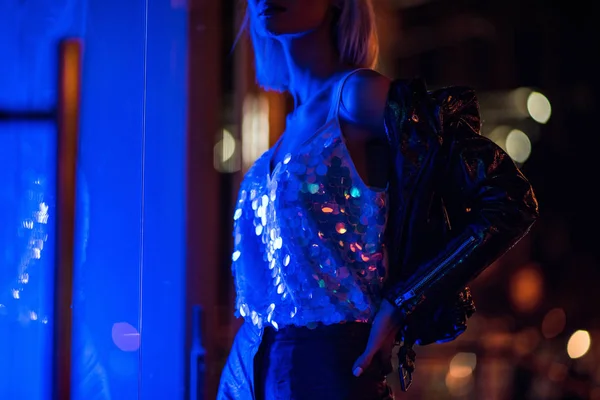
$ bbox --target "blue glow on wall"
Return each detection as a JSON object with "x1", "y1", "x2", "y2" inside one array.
[{"x1": 0, "y1": 1, "x2": 187, "y2": 398}]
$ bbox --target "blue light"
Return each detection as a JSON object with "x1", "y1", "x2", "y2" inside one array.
[{"x1": 0, "y1": 1, "x2": 187, "y2": 398}]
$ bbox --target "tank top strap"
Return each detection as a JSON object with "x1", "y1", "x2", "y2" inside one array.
[{"x1": 325, "y1": 68, "x2": 372, "y2": 125}]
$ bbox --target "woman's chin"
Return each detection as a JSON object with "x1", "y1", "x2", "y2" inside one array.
[{"x1": 257, "y1": 17, "x2": 299, "y2": 37}]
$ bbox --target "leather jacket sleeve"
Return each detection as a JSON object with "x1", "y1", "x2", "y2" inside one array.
[{"x1": 382, "y1": 82, "x2": 540, "y2": 319}]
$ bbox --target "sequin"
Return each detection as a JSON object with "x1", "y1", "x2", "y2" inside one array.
[
  {"x1": 233, "y1": 208, "x2": 242, "y2": 220},
  {"x1": 316, "y1": 163, "x2": 328, "y2": 176},
  {"x1": 277, "y1": 283, "x2": 285, "y2": 295},
  {"x1": 231, "y1": 124, "x2": 388, "y2": 329}
]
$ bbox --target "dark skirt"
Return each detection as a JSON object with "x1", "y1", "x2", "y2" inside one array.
[{"x1": 253, "y1": 322, "x2": 394, "y2": 400}]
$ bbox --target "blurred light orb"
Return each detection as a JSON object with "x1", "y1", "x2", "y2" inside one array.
[
  {"x1": 567, "y1": 330, "x2": 591, "y2": 359},
  {"x1": 488, "y1": 125, "x2": 512, "y2": 149},
  {"x1": 112, "y1": 322, "x2": 140, "y2": 352},
  {"x1": 541, "y1": 308, "x2": 567, "y2": 339},
  {"x1": 214, "y1": 128, "x2": 240, "y2": 173},
  {"x1": 509, "y1": 264, "x2": 544, "y2": 313},
  {"x1": 514, "y1": 327, "x2": 541, "y2": 356},
  {"x1": 548, "y1": 361, "x2": 568, "y2": 382},
  {"x1": 445, "y1": 371, "x2": 473, "y2": 397},
  {"x1": 527, "y1": 91, "x2": 551, "y2": 124},
  {"x1": 449, "y1": 352, "x2": 477, "y2": 378},
  {"x1": 506, "y1": 129, "x2": 532, "y2": 163},
  {"x1": 219, "y1": 129, "x2": 236, "y2": 162}
]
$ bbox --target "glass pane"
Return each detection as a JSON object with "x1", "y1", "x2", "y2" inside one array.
[
  {"x1": 73, "y1": 0, "x2": 145, "y2": 396},
  {"x1": 0, "y1": 0, "x2": 186, "y2": 398},
  {"x1": 137, "y1": 0, "x2": 187, "y2": 397},
  {"x1": 0, "y1": 1, "x2": 83, "y2": 398},
  {"x1": 73, "y1": 0, "x2": 187, "y2": 398},
  {"x1": 0, "y1": 123, "x2": 56, "y2": 399}
]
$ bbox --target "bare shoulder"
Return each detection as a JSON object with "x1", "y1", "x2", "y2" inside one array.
[{"x1": 339, "y1": 69, "x2": 391, "y2": 140}]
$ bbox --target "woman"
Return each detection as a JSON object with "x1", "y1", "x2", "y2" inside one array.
[{"x1": 218, "y1": 1, "x2": 539, "y2": 399}]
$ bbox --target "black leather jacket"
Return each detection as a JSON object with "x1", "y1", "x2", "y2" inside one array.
[{"x1": 382, "y1": 79, "x2": 539, "y2": 346}]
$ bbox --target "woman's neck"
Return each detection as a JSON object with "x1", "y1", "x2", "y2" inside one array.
[{"x1": 278, "y1": 14, "x2": 351, "y2": 108}]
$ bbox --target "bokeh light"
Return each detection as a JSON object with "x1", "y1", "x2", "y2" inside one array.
[
  {"x1": 567, "y1": 330, "x2": 591, "y2": 359},
  {"x1": 527, "y1": 91, "x2": 552, "y2": 124},
  {"x1": 505, "y1": 129, "x2": 532, "y2": 163},
  {"x1": 509, "y1": 264, "x2": 544, "y2": 313},
  {"x1": 111, "y1": 322, "x2": 140, "y2": 352},
  {"x1": 541, "y1": 308, "x2": 567, "y2": 339},
  {"x1": 449, "y1": 352, "x2": 477, "y2": 378}
]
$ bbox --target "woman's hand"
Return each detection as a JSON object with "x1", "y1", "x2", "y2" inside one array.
[{"x1": 352, "y1": 299, "x2": 403, "y2": 377}]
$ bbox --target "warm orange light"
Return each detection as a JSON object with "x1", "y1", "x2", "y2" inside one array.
[
  {"x1": 567, "y1": 330, "x2": 591, "y2": 359},
  {"x1": 541, "y1": 308, "x2": 567, "y2": 339},
  {"x1": 509, "y1": 264, "x2": 544, "y2": 313}
]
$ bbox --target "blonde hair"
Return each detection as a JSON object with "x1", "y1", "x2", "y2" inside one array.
[{"x1": 243, "y1": 0, "x2": 379, "y2": 92}]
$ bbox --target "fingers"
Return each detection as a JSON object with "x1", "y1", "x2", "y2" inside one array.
[
  {"x1": 352, "y1": 324, "x2": 383, "y2": 377},
  {"x1": 352, "y1": 302, "x2": 403, "y2": 378},
  {"x1": 352, "y1": 352, "x2": 371, "y2": 377}
]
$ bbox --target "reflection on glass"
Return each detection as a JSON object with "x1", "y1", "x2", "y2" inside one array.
[
  {"x1": 0, "y1": 124, "x2": 56, "y2": 399},
  {"x1": 1, "y1": 1, "x2": 186, "y2": 398},
  {"x1": 0, "y1": 1, "x2": 75, "y2": 398},
  {"x1": 0, "y1": 1, "x2": 109, "y2": 399},
  {"x1": 72, "y1": 170, "x2": 112, "y2": 399}
]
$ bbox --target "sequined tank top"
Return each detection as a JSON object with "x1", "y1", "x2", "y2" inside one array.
[{"x1": 231, "y1": 70, "x2": 389, "y2": 330}]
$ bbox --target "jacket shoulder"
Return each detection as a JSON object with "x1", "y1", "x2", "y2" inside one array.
[
  {"x1": 430, "y1": 86, "x2": 481, "y2": 136},
  {"x1": 386, "y1": 79, "x2": 482, "y2": 137}
]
